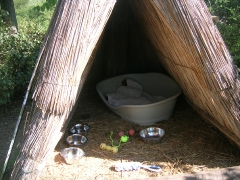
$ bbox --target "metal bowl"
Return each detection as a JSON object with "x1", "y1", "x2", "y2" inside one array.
[
  {"x1": 66, "y1": 134, "x2": 88, "y2": 146},
  {"x1": 139, "y1": 127, "x2": 165, "y2": 144},
  {"x1": 60, "y1": 147, "x2": 84, "y2": 164},
  {"x1": 70, "y1": 124, "x2": 89, "y2": 134}
]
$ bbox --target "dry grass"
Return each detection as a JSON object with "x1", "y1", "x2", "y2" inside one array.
[{"x1": 39, "y1": 92, "x2": 240, "y2": 180}]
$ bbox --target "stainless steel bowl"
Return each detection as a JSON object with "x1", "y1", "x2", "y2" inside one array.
[
  {"x1": 70, "y1": 124, "x2": 89, "y2": 134},
  {"x1": 139, "y1": 127, "x2": 165, "y2": 144},
  {"x1": 60, "y1": 147, "x2": 84, "y2": 164},
  {"x1": 66, "y1": 134, "x2": 87, "y2": 146}
]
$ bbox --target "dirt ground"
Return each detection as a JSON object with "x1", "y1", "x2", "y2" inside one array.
[
  {"x1": 1, "y1": 92, "x2": 240, "y2": 180},
  {"x1": 0, "y1": 97, "x2": 25, "y2": 179}
]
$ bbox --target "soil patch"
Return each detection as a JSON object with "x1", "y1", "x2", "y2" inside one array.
[{"x1": 0, "y1": 98, "x2": 26, "y2": 179}]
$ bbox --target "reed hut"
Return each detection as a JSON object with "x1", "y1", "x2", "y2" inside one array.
[{"x1": 11, "y1": 0, "x2": 240, "y2": 179}]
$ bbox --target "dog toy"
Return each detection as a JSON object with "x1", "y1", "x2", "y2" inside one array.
[
  {"x1": 128, "y1": 129, "x2": 135, "y2": 136},
  {"x1": 99, "y1": 131, "x2": 130, "y2": 153},
  {"x1": 110, "y1": 131, "x2": 129, "y2": 146},
  {"x1": 114, "y1": 162, "x2": 161, "y2": 172},
  {"x1": 99, "y1": 143, "x2": 118, "y2": 153},
  {"x1": 119, "y1": 129, "x2": 135, "y2": 137}
]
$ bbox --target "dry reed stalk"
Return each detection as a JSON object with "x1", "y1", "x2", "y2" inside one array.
[
  {"x1": 32, "y1": 0, "x2": 116, "y2": 116},
  {"x1": 129, "y1": 0, "x2": 240, "y2": 142},
  {"x1": 11, "y1": 0, "x2": 116, "y2": 179}
]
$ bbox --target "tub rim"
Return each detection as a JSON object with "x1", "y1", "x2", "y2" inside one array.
[{"x1": 96, "y1": 72, "x2": 182, "y2": 109}]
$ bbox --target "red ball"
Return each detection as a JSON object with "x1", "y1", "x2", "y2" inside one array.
[
  {"x1": 118, "y1": 131, "x2": 124, "y2": 137},
  {"x1": 128, "y1": 129, "x2": 135, "y2": 136}
]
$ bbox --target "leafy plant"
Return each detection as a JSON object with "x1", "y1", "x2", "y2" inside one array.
[
  {"x1": 0, "y1": 8, "x2": 43, "y2": 105},
  {"x1": 205, "y1": 0, "x2": 240, "y2": 67},
  {"x1": 33, "y1": 0, "x2": 57, "y2": 12},
  {"x1": 15, "y1": 0, "x2": 54, "y2": 34}
]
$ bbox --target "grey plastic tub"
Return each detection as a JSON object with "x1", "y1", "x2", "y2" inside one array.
[{"x1": 96, "y1": 73, "x2": 182, "y2": 125}]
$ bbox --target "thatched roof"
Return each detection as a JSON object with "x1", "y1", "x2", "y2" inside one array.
[{"x1": 11, "y1": 0, "x2": 239, "y2": 179}]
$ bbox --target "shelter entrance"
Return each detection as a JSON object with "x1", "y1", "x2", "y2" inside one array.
[
  {"x1": 46, "y1": 1, "x2": 239, "y2": 178},
  {"x1": 83, "y1": 0, "x2": 166, "y2": 93},
  {"x1": 10, "y1": 0, "x2": 240, "y2": 179}
]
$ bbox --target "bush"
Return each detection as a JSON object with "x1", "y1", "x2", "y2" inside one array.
[
  {"x1": 0, "y1": 9, "x2": 43, "y2": 105},
  {"x1": 205, "y1": 0, "x2": 240, "y2": 67}
]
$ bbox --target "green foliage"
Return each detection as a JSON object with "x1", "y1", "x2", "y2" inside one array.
[
  {"x1": 0, "y1": 0, "x2": 55, "y2": 105},
  {"x1": 205, "y1": 0, "x2": 240, "y2": 66},
  {"x1": 33, "y1": 0, "x2": 57, "y2": 12},
  {"x1": 0, "y1": 8, "x2": 43, "y2": 105},
  {"x1": 15, "y1": 0, "x2": 54, "y2": 33}
]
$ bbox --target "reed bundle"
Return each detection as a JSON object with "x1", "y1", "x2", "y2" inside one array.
[
  {"x1": 32, "y1": 0, "x2": 116, "y2": 116},
  {"x1": 129, "y1": 0, "x2": 240, "y2": 140},
  {"x1": 11, "y1": 0, "x2": 116, "y2": 179}
]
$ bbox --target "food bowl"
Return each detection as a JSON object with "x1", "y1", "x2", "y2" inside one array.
[
  {"x1": 70, "y1": 124, "x2": 89, "y2": 134},
  {"x1": 60, "y1": 147, "x2": 84, "y2": 164},
  {"x1": 139, "y1": 127, "x2": 165, "y2": 144},
  {"x1": 66, "y1": 134, "x2": 87, "y2": 146}
]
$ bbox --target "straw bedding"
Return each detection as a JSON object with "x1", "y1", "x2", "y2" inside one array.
[{"x1": 39, "y1": 92, "x2": 240, "y2": 179}]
